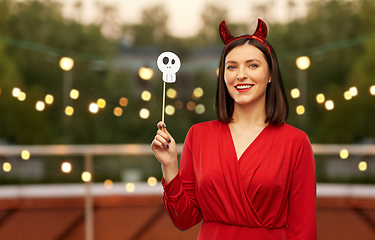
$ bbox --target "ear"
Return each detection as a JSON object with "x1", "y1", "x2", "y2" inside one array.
[
  {"x1": 253, "y1": 19, "x2": 268, "y2": 41},
  {"x1": 219, "y1": 21, "x2": 234, "y2": 45}
]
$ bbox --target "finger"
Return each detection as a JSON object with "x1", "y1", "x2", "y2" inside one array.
[
  {"x1": 155, "y1": 135, "x2": 170, "y2": 149},
  {"x1": 157, "y1": 121, "x2": 167, "y2": 130},
  {"x1": 151, "y1": 139, "x2": 162, "y2": 149},
  {"x1": 160, "y1": 127, "x2": 174, "y2": 144},
  {"x1": 157, "y1": 130, "x2": 171, "y2": 143}
]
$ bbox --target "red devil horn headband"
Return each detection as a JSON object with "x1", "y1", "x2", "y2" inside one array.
[{"x1": 219, "y1": 19, "x2": 271, "y2": 55}]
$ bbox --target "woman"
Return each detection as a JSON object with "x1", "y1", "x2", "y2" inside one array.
[{"x1": 151, "y1": 19, "x2": 317, "y2": 240}]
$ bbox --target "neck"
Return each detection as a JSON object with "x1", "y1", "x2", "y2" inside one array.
[{"x1": 231, "y1": 100, "x2": 267, "y2": 127}]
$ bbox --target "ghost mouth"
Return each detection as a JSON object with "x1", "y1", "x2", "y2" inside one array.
[{"x1": 235, "y1": 84, "x2": 254, "y2": 90}]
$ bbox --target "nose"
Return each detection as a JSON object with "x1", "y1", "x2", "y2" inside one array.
[{"x1": 236, "y1": 66, "x2": 248, "y2": 81}]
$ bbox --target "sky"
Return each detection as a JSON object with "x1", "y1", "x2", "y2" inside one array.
[{"x1": 59, "y1": 0, "x2": 310, "y2": 38}]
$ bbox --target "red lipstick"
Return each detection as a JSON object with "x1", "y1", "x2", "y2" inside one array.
[{"x1": 235, "y1": 84, "x2": 254, "y2": 92}]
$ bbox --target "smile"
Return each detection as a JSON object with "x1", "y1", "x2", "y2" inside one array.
[{"x1": 235, "y1": 84, "x2": 254, "y2": 92}]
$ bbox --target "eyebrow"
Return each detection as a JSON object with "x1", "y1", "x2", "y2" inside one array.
[{"x1": 225, "y1": 59, "x2": 262, "y2": 65}]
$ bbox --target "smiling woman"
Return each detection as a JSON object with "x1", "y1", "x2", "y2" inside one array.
[{"x1": 151, "y1": 19, "x2": 317, "y2": 240}]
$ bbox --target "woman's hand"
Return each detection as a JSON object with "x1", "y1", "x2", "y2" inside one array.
[{"x1": 151, "y1": 122, "x2": 178, "y2": 183}]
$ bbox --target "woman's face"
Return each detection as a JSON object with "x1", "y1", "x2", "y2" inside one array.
[{"x1": 224, "y1": 44, "x2": 270, "y2": 107}]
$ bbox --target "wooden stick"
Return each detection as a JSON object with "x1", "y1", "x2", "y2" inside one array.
[{"x1": 162, "y1": 81, "x2": 166, "y2": 123}]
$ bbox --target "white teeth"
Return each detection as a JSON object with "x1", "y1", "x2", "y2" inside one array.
[{"x1": 236, "y1": 85, "x2": 253, "y2": 90}]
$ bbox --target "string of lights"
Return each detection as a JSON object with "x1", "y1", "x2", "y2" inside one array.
[
  {"x1": 278, "y1": 33, "x2": 375, "y2": 61},
  {"x1": 1, "y1": 33, "x2": 375, "y2": 62},
  {"x1": 2, "y1": 33, "x2": 375, "y2": 182},
  {"x1": 0, "y1": 35, "x2": 106, "y2": 61}
]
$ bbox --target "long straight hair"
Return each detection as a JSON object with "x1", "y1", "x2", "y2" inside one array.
[{"x1": 215, "y1": 38, "x2": 289, "y2": 125}]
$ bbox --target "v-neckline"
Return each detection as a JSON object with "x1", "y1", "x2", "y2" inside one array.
[{"x1": 226, "y1": 123, "x2": 270, "y2": 161}]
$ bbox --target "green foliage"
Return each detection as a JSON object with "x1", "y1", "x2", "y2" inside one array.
[
  {"x1": 1, "y1": 0, "x2": 375, "y2": 184},
  {"x1": 0, "y1": 0, "x2": 114, "y2": 144},
  {"x1": 0, "y1": 0, "x2": 374, "y2": 147},
  {"x1": 268, "y1": 0, "x2": 375, "y2": 143}
]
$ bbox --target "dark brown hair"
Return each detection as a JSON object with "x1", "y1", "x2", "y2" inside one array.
[{"x1": 215, "y1": 38, "x2": 289, "y2": 126}]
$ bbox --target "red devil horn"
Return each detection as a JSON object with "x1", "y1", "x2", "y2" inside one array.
[
  {"x1": 219, "y1": 21, "x2": 234, "y2": 45},
  {"x1": 253, "y1": 19, "x2": 268, "y2": 41}
]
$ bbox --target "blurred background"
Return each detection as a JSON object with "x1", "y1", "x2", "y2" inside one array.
[{"x1": 0, "y1": 0, "x2": 374, "y2": 239}]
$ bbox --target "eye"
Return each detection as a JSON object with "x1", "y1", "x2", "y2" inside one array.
[
  {"x1": 163, "y1": 57, "x2": 169, "y2": 65},
  {"x1": 249, "y1": 64, "x2": 258, "y2": 68},
  {"x1": 226, "y1": 65, "x2": 236, "y2": 70},
  {"x1": 172, "y1": 59, "x2": 175, "y2": 64}
]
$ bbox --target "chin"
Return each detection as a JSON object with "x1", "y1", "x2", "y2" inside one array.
[
  {"x1": 234, "y1": 98, "x2": 254, "y2": 105},
  {"x1": 234, "y1": 96, "x2": 265, "y2": 106}
]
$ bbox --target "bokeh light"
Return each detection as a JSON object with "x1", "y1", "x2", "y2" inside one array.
[
  {"x1": 61, "y1": 162, "x2": 72, "y2": 173},
  {"x1": 89, "y1": 103, "x2": 99, "y2": 113},
  {"x1": 349, "y1": 86, "x2": 358, "y2": 96},
  {"x1": 358, "y1": 161, "x2": 367, "y2": 171},
  {"x1": 114, "y1": 107, "x2": 123, "y2": 116},
  {"x1": 60, "y1": 57, "x2": 74, "y2": 71},
  {"x1": 296, "y1": 105, "x2": 305, "y2": 115},
  {"x1": 167, "y1": 88, "x2": 177, "y2": 99},
  {"x1": 81, "y1": 171, "x2": 91, "y2": 182},
  {"x1": 296, "y1": 56, "x2": 310, "y2": 70},
  {"x1": 65, "y1": 106, "x2": 74, "y2": 116},
  {"x1": 126, "y1": 183, "x2": 135, "y2": 192},
  {"x1": 104, "y1": 180, "x2": 113, "y2": 189},
  {"x1": 70, "y1": 89, "x2": 79, "y2": 99},
  {"x1": 291, "y1": 88, "x2": 300, "y2": 99},
  {"x1": 18, "y1": 92, "x2": 26, "y2": 101},
  {"x1": 97, "y1": 98, "x2": 106, "y2": 108},
  {"x1": 174, "y1": 100, "x2": 183, "y2": 110},
  {"x1": 147, "y1": 177, "x2": 157, "y2": 187},
  {"x1": 36, "y1": 101, "x2": 45, "y2": 111},
  {"x1": 316, "y1": 93, "x2": 325, "y2": 104},
  {"x1": 45, "y1": 94, "x2": 54, "y2": 104},
  {"x1": 165, "y1": 105, "x2": 175, "y2": 115},
  {"x1": 187, "y1": 101, "x2": 196, "y2": 111},
  {"x1": 344, "y1": 91, "x2": 352, "y2": 100},
  {"x1": 193, "y1": 87, "x2": 204, "y2": 99},
  {"x1": 21, "y1": 150, "x2": 30, "y2": 160},
  {"x1": 3, "y1": 162, "x2": 11, "y2": 172},
  {"x1": 119, "y1": 97, "x2": 128, "y2": 107},
  {"x1": 340, "y1": 149, "x2": 349, "y2": 159},
  {"x1": 370, "y1": 85, "x2": 375, "y2": 95},
  {"x1": 12, "y1": 88, "x2": 21, "y2": 97},
  {"x1": 139, "y1": 108, "x2": 150, "y2": 119},
  {"x1": 325, "y1": 100, "x2": 334, "y2": 110},
  {"x1": 195, "y1": 104, "x2": 205, "y2": 115},
  {"x1": 138, "y1": 67, "x2": 153, "y2": 80},
  {"x1": 141, "y1": 90, "x2": 152, "y2": 101}
]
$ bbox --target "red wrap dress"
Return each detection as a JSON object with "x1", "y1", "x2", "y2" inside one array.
[{"x1": 162, "y1": 120, "x2": 317, "y2": 239}]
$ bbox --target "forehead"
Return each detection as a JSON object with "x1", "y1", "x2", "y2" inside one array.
[{"x1": 225, "y1": 44, "x2": 266, "y2": 63}]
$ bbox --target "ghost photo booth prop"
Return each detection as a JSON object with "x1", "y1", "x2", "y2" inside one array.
[{"x1": 157, "y1": 52, "x2": 181, "y2": 123}]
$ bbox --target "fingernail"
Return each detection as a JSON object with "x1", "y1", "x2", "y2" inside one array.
[
  {"x1": 168, "y1": 139, "x2": 171, "y2": 143},
  {"x1": 162, "y1": 123, "x2": 167, "y2": 128},
  {"x1": 166, "y1": 144, "x2": 169, "y2": 149}
]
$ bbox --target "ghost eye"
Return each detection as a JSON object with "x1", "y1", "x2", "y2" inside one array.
[
  {"x1": 163, "y1": 57, "x2": 169, "y2": 65},
  {"x1": 172, "y1": 59, "x2": 175, "y2": 64}
]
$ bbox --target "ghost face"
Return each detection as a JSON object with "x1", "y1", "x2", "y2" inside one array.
[{"x1": 157, "y1": 52, "x2": 181, "y2": 83}]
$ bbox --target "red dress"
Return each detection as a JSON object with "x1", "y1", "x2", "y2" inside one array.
[{"x1": 162, "y1": 120, "x2": 317, "y2": 239}]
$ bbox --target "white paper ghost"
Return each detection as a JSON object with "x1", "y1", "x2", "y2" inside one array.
[{"x1": 157, "y1": 52, "x2": 181, "y2": 83}]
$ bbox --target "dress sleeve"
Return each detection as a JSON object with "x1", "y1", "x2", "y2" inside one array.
[
  {"x1": 162, "y1": 126, "x2": 203, "y2": 230},
  {"x1": 287, "y1": 135, "x2": 317, "y2": 240}
]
